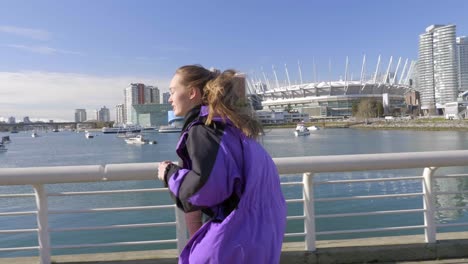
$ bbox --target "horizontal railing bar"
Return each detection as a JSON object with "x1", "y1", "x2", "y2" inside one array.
[
  {"x1": 286, "y1": 199, "x2": 304, "y2": 204},
  {"x1": 0, "y1": 228, "x2": 38, "y2": 234},
  {"x1": 436, "y1": 222, "x2": 468, "y2": 228},
  {"x1": 48, "y1": 205, "x2": 175, "y2": 214},
  {"x1": 280, "y1": 182, "x2": 303, "y2": 186},
  {"x1": 316, "y1": 225, "x2": 426, "y2": 235},
  {"x1": 287, "y1": 215, "x2": 305, "y2": 220},
  {"x1": 47, "y1": 188, "x2": 167, "y2": 196},
  {"x1": 316, "y1": 193, "x2": 424, "y2": 202},
  {"x1": 50, "y1": 222, "x2": 176, "y2": 232},
  {"x1": 316, "y1": 208, "x2": 425, "y2": 218},
  {"x1": 434, "y1": 173, "x2": 468, "y2": 179},
  {"x1": 435, "y1": 190, "x2": 468, "y2": 195},
  {"x1": 0, "y1": 211, "x2": 37, "y2": 216},
  {"x1": 315, "y1": 176, "x2": 422, "y2": 185},
  {"x1": 437, "y1": 206, "x2": 468, "y2": 211},
  {"x1": 284, "y1": 232, "x2": 306, "y2": 238},
  {"x1": 275, "y1": 150, "x2": 468, "y2": 174},
  {"x1": 0, "y1": 193, "x2": 35, "y2": 198},
  {"x1": 51, "y1": 239, "x2": 178, "y2": 249},
  {"x1": 0, "y1": 246, "x2": 39, "y2": 252}
]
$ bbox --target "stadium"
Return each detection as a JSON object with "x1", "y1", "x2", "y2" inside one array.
[{"x1": 249, "y1": 56, "x2": 417, "y2": 117}]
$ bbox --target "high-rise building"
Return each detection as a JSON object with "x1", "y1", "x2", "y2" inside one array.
[
  {"x1": 418, "y1": 24, "x2": 459, "y2": 114},
  {"x1": 162, "y1": 92, "x2": 170, "y2": 104},
  {"x1": 115, "y1": 104, "x2": 125, "y2": 124},
  {"x1": 23, "y1": 116, "x2": 31, "y2": 123},
  {"x1": 74, "y1": 109, "x2": 87, "y2": 122},
  {"x1": 98, "y1": 106, "x2": 110, "y2": 122},
  {"x1": 8, "y1": 116, "x2": 15, "y2": 124},
  {"x1": 147, "y1": 86, "x2": 160, "y2": 104},
  {"x1": 457, "y1": 36, "x2": 468, "y2": 93},
  {"x1": 124, "y1": 83, "x2": 160, "y2": 124}
]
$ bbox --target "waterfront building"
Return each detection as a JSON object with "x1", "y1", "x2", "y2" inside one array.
[
  {"x1": 252, "y1": 56, "x2": 414, "y2": 117},
  {"x1": 457, "y1": 36, "x2": 468, "y2": 93},
  {"x1": 124, "y1": 83, "x2": 161, "y2": 124},
  {"x1": 7, "y1": 116, "x2": 15, "y2": 124},
  {"x1": 255, "y1": 110, "x2": 309, "y2": 124},
  {"x1": 131, "y1": 104, "x2": 173, "y2": 127},
  {"x1": 23, "y1": 116, "x2": 31, "y2": 124},
  {"x1": 418, "y1": 24, "x2": 459, "y2": 114},
  {"x1": 115, "y1": 104, "x2": 125, "y2": 124},
  {"x1": 162, "y1": 92, "x2": 170, "y2": 104},
  {"x1": 74, "y1": 109, "x2": 87, "y2": 122},
  {"x1": 98, "y1": 106, "x2": 110, "y2": 122}
]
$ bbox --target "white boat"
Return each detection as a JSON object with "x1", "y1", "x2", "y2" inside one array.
[
  {"x1": 102, "y1": 125, "x2": 141, "y2": 134},
  {"x1": 124, "y1": 135, "x2": 157, "y2": 145},
  {"x1": 307, "y1": 125, "x2": 320, "y2": 131},
  {"x1": 0, "y1": 143, "x2": 7, "y2": 152},
  {"x1": 1, "y1": 136, "x2": 11, "y2": 144},
  {"x1": 31, "y1": 131, "x2": 39, "y2": 138},
  {"x1": 85, "y1": 131, "x2": 94, "y2": 139},
  {"x1": 294, "y1": 124, "x2": 310, "y2": 136}
]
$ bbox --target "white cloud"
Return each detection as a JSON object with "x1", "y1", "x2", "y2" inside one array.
[
  {"x1": 5, "y1": 44, "x2": 84, "y2": 56},
  {"x1": 0, "y1": 71, "x2": 171, "y2": 121},
  {"x1": 0, "y1": 25, "x2": 51, "y2": 40}
]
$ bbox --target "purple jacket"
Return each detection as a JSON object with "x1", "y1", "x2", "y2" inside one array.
[{"x1": 164, "y1": 105, "x2": 286, "y2": 264}]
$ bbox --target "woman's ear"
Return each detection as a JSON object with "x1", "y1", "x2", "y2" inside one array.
[{"x1": 188, "y1": 86, "x2": 201, "y2": 100}]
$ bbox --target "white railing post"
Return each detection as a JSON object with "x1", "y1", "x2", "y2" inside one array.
[
  {"x1": 175, "y1": 207, "x2": 188, "y2": 254},
  {"x1": 422, "y1": 167, "x2": 437, "y2": 243},
  {"x1": 33, "y1": 184, "x2": 51, "y2": 264},
  {"x1": 303, "y1": 172, "x2": 316, "y2": 251}
]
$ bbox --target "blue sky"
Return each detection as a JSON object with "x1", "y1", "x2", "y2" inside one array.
[{"x1": 1, "y1": 0, "x2": 467, "y2": 121}]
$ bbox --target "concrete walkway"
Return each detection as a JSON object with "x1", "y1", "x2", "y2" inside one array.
[{"x1": 2, "y1": 232, "x2": 468, "y2": 264}]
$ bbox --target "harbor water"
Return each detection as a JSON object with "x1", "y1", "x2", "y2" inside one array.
[{"x1": 1, "y1": 128, "x2": 468, "y2": 257}]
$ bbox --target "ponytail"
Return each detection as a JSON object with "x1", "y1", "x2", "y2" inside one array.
[{"x1": 204, "y1": 70, "x2": 263, "y2": 138}]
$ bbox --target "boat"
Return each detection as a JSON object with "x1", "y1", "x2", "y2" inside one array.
[
  {"x1": 102, "y1": 125, "x2": 141, "y2": 134},
  {"x1": 158, "y1": 125, "x2": 182, "y2": 133},
  {"x1": 31, "y1": 131, "x2": 39, "y2": 138},
  {"x1": 307, "y1": 125, "x2": 320, "y2": 131},
  {"x1": 52, "y1": 128, "x2": 59, "y2": 132},
  {"x1": 294, "y1": 123, "x2": 310, "y2": 136},
  {"x1": 1, "y1": 136, "x2": 11, "y2": 144},
  {"x1": 85, "y1": 131, "x2": 94, "y2": 139},
  {"x1": 124, "y1": 134, "x2": 157, "y2": 145},
  {"x1": 0, "y1": 143, "x2": 6, "y2": 152}
]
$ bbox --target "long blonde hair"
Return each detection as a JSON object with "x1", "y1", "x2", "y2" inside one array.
[
  {"x1": 176, "y1": 65, "x2": 263, "y2": 138},
  {"x1": 204, "y1": 69, "x2": 263, "y2": 138}
]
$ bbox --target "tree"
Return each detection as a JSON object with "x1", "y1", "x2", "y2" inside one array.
[{"x1": 354, "y1": 99, "x2": 383, "y2": 121}]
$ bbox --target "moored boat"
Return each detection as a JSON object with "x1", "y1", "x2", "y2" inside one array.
[{"x1": 294, "y1": 123, "x2": 310, "y2": 136}]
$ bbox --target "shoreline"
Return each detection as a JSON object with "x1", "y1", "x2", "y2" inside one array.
[{"x1": 264, "y1": 119, "x2": 468, "y2": 131}]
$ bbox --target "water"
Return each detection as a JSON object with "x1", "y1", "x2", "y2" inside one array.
[{"x1": 1, "y1": 128, "x2": 468, "y2": 257}]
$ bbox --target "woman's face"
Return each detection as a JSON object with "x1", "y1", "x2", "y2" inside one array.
[{"x1": 168, "y1": 73, "x2": 198, "y2": 117}]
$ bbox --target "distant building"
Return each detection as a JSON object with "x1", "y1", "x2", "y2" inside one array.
[
  {"x1": 74, "y1": 109, "x2": 87, "y2": 122},
  {"x1": 124, "y1": 83, "x2": 161, "y2": 124},
  {"x1": 162, "y1": 92, "x2": 170, "y2": 104},
  {"x1": 457, "y1": 36, "x2": 468, "y2": 93},
  {"x1": 7, "y1": 116, "x2": 16, "y2": 124},
  {"x1": 418, "y1": 24, "x2": 459, "y2": 114},
  {"x1": 98, "y1": 106, "x2": 110, "y2": 122},
  {"x1": 131, "y1": 104, "x2": 173, "y2": 127},
  {"x1": 115, "y1": 104, "x2": 125, "y2": 124},
  {"x1": 147, "y1": 86, "x2": 160, "y2": 104},
  {"x1": 255, "y1": 110, "x2": 309, "y2": 124},
  {"x1": 23, "y1": 116, "x2": 31, "y2": 123}
]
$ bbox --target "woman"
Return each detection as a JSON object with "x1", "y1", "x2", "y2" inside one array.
[{"x1": 158, "y1": 65, "x2": 286, "y2": 264}]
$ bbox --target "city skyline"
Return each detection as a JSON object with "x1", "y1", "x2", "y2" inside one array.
[{"x1": 1, "y1": 0, "x2": 468, "y2": 121}]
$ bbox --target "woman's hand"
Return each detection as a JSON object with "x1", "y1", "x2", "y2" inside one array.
[{"x1": 158, "y1": 161, "x2": 172, "y2": 181}]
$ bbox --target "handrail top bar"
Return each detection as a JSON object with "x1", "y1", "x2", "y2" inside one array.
[
  {"x1": 0, "y1": 150, "x2": 467, "y2": 185},
  {"x1": 275, "y1": 150, "x2": 468, "y2": 174}
]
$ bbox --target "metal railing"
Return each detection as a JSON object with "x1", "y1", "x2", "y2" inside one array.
[{"x1": 1, "y1": 150, "x2": 468, "y2": 264}]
